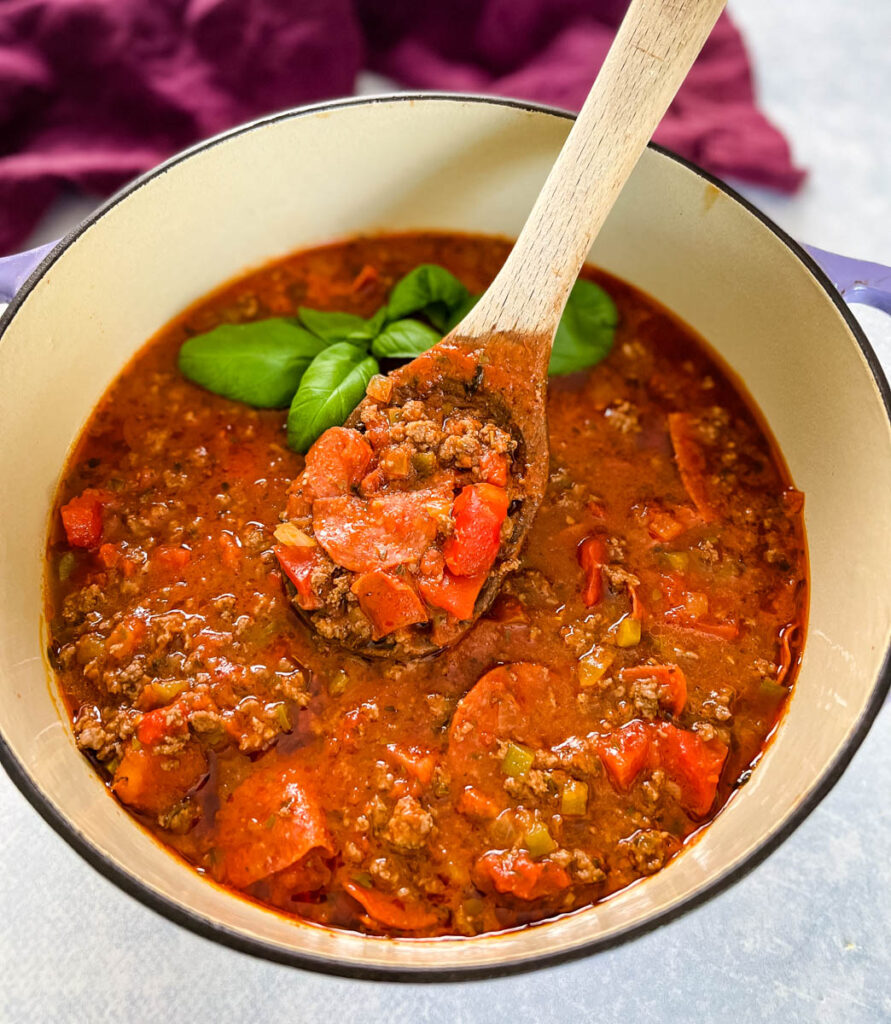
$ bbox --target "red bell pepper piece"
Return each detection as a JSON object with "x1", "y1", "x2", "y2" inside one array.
[
  {"x1": 578, "y1": 535, "x2": 606, "y2": 606},
  {"x1": 442, "y1": 483, "x2": 509, "y2": 577},
  {"x1": 479, "y1": 450, "x2": 509, "y2": 486},
  {"x1": 655, "y1": 723, "x2": 728, "y2": 816},
  {"x1": 60, "y1": 492, "x2": 105, "y2": 548},
  {"x1": 418, "y1": 568, "x2": 486, "y2": 620},
  {"x1": 667, "y1": 412, "x2": 717, "y2": 522},
  {"x1": 275, "y1": 543, "x2": 324, "y2": 610},
  {"x1": 598, "y1": 720, "x2": 651, "y2": 789},
  {"x1": 473, "y1": 849, "x2": 571, "y2": 901}
]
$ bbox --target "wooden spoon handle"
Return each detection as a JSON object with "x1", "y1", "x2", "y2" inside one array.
[{"x1": 458, "y1": 0, "x2": 726, "y2": 344}]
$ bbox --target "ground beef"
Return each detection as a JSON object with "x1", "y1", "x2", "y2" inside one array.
[
  {"x1": 603, "y1": 400, "x2": 641, "y2": 434},
  {"x1": 74, "y1": 703, "x2": 137, "y2": 761},
  {"x1": 625, "y1": 829, "x2": 675, "y2": 874},
  {"x1": 61, "y1": 584, "x2": 103, "y2": 625},
  {"x1": 383, "y1": 795, "x2": 434, "y2": 850}
]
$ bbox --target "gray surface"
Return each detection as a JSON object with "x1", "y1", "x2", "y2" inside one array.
[{"x1": 2, "y1": 1, "x2": 890, "y2": 1020}]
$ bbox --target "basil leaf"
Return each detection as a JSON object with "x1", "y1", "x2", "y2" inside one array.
[
  {"x1": 549, "y1": 279, "x2": 618, "y2": 376},
  {"x1": 371, "y1": 318, "x2": 441, "y2": 360},
  {"x1": 298, "y1": 306, "x2": 385, "y2": 344},
  {"x1": 444, "y1": 292, "x2": 481, "y2": 333},
  {"x1": 178, "y1": 320, "x2": 327, "y2": 408},
  {"x1": 386, "y1": 264, "x2": 470, "y2": 331},
  {"x1": 286, "y1": 342, "x2": 379, "y2": 453}
]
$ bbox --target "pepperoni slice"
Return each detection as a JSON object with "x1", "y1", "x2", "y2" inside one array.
[
  {"x1": 214, "y1": 761, "x2": 331, "y2": 888},
  {"x1": 343, "y1": 880, "x2": 439, "y2": 931},
  {"x1": 313, "y1": 488, "x2": 452, "y2": 573},
  {"x1": 447, "y1": 663, "x2": 572, "y2": 793}
]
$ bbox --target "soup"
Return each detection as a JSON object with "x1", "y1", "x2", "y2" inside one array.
[{"x1": 45, "y1": 232, "x2": 807, "y2": 936}]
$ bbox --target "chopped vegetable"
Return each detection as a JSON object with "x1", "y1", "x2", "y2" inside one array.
[
  {"x1": 274, "y1": 543, "x2": 324, "y2": 610},
  {"x1": 523, "y1": 822, "x2": 558, "y2": 859},
  {"x1": 615, "y1": 616, "x2": 641, "y2": 647},
  {"x1": 655, "y1": 724, "x2": 728, "y2": 816},
  {"x1": 473, "y1": 849, "x2": 570, "y2": 900},
  {"x1": 137, "y1": 679, "x2": 187, "y2": 710},
  {"x1": 411, "y1": 451, "x2": 437, "y2": 476},
  {"x1": 154, "y1": 544, "x2": 191, "y2": 570},
  {"x1": 663, "y1": 550, "x2": 690, "y2": 571},
  {"x1": 760, "y1": 676, "x2": 788, "y2": 701},
  {"x1": 598, "y1": 720, "x2": 650, "y2": 789},
  {"x1": 57, "y1": 550, "x2": 77, "y2": 580},
  {"x1": 273, "y1": 522, "x2": 316, "y2": 547},
  {"x1": 442, "y1": 483, "x2": 509, "y2": 577},
  {"x1": 365, "y1": 374, "x2": 393, "y2": 403},
  {"x1": 136, "y1": 704, "x2": 188, "y2": 746},
  {"x1": 578, "y1": 535, "x2": 605, "y2": 606},
  {"x1": 479, "y1": 450, "x2": 509, "y2": 486},
  {"x1": 457, "y1": 786, "x2": 501, "y2": 819},
  {"x1": 328, "y1": 669, "x2": 350, "y2": 697},
  {"x1": 501, "y1": 741, "x2": 535, "y2": 778},
  {"x1": 577, "y1": 646, "x2": 614, "y2": 687},
  {"x1": 667, "y1": 412, "x2": 717, "y2": 522},
  {"x1": 60, "y1": 492, "x2": 105, "y2": 548},
  {"x1": 418, "y1": 569, "x2": 486, "y2": 620},
  {"x1": 561, "y1": 779, "x2": 589, "y2": 816},
  {"x1": 385, "y1": 744, "x2": 437, "y2": 785}
]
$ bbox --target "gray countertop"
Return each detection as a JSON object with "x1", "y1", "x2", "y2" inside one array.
[{"x1": 2, "y1": 1, "x2": 889, "y2": 1020}]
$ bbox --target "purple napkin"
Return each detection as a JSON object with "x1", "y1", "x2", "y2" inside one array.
[{"x1": 0, "y1": 0, "x2": 804, "y2": 255}]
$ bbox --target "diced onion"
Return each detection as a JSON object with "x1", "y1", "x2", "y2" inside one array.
[
  {"x1": 274, "y1": 523, "x2": 317, "y2": 547},
  {"x1": 616, "y1": 616, "x2": 642, "y2": 648},
  {"x1": 578, "y1": 646, "x2": 614, "y2": 687}
]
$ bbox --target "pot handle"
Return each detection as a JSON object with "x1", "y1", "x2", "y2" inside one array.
[
  {"x1": 804, "y1": 245, "x2": 891, "y2": 316},
  {"x1": 2, "y1": 239, "x2": 890, "y2": 314},
  {"x1": 0, "y1": 241, "x2": 58, "y2": 303}
]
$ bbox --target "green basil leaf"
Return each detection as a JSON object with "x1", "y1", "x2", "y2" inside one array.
[
  {"x1": 298, "y1": 306, "x2": 385, "y2": 343},
  {"x1": 371, "y1": 318, "x2": 441, "y2": 360},
  {"x1": 444, "y1": 292, "x2": 481, "y2": 333},
  {"x1": 386, "y1": 264, "x2": 470, "y2": 331},
  {"x1": 286, "y1": 342, "x2": 379, "y2": 453},
  {"x1": 549, "y1": 279, "x2": 618, "y2": 376},
  {"x1": 178, "y1": 319, "x2": 327, "y2": 408}
]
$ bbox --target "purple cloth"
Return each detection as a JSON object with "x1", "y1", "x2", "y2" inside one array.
[{"x1": 0, "y1": 0, "x2": 805, "y2": 255}]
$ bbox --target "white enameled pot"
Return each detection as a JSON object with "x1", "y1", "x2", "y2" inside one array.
[{"x1": 1, "y1": 95, "x2": 889, "y2": 976}]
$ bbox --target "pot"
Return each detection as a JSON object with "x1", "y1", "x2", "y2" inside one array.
[{"x1": 1, "y1": 94, "x2": 889, "y2": 976}]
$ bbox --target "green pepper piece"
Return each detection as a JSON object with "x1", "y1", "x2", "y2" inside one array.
[
  {"x1": 501, "y1": 742, "x2": 534, "y2": 778},
  {"x1": 523, "y1": 822, "x2": 557, "y2": 859}
]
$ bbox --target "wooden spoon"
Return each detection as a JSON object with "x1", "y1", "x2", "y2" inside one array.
[{"x1": 307, "y1": 0, "x2": 726, "y2": 656}]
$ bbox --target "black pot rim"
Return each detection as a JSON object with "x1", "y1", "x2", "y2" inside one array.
[{"x1": 1, "y1": 91, "x2": 889, "y2": 982}]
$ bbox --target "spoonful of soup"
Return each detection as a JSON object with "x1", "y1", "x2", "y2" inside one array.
[{"x1": 277, "y1": 0, "x2": 726, "y2": 656}]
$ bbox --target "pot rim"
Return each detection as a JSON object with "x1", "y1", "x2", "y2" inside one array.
[{"x1": 1, "y1": 91, "x2": 889, "y2": 980}]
